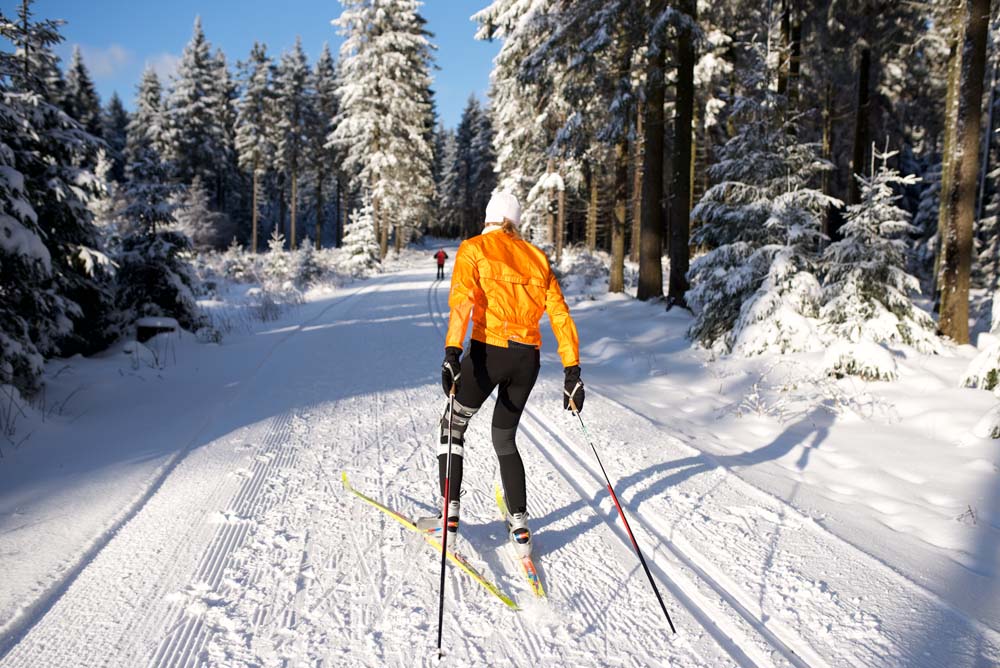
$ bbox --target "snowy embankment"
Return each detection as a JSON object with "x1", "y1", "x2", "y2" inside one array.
[{"x1": 0, "y1": 244, "x2": 997, "y2": 667}]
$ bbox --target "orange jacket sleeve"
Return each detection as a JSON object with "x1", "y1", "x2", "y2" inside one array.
[
  {"x1": 545, "y1": 270, "x2": 580, "y2": 368},
  {"x1": 445, "y1": 242, "x2": 477, "y2": 349}
]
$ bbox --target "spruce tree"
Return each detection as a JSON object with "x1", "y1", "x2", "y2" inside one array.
[
  {"x1": 330, "y1": 0, "x2": 435, "y2": 258},
  {"x1": 273, "y1": 37, "x2": 312, "y2": 250},
  {"x1": 821, "y1": 148, "x2": 940, "y2": 373},
  {"x1": 65, "y1": 45, "x2": 103, "y2": 138},
  {"x1": 340, "y1": 192, "x2": 379, "y2": 275},
  {"x1": 102, "y1": 92, "x2": 129, "y2": 183},
  {"x1": 308, "y1": 43, "x2": 339, "y2": 249},
  {"x1": 687, "y1": 46, "x2": 837, "y2": 355},
  {"x1": 236, "y1": 42, "x2": 274, "y2": 253},
  {"x1": 117, "y1": 65, "x2": 201, "y2": 332}
]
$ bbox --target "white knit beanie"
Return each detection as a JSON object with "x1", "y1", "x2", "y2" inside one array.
[{"x1": 484, "y1": 192, "x2": 521, "y2": 225}]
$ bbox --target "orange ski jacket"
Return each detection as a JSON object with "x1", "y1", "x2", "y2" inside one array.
[{"x1": 445, "y1": 228, "x2": 580, "y2": 368}]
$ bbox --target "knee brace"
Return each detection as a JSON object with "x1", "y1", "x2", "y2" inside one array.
[
  {"x1": 439, "y1": 399, "x2": 477, "y2": 458},
  {"x1": 491, "y1": 426, "x2": 518, "y2": 457}
]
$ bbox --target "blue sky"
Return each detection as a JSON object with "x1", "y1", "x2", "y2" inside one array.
[{"x1": 30, "y1": 0, "x2": 499, "y2": 128}]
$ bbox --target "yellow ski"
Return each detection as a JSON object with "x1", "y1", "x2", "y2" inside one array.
[
  {"x1": 495, "y1": 484, "x2": 546, "y2": 598},
  {"x1": 341, "y1": 472, "x2": 518, "y2": 610}
]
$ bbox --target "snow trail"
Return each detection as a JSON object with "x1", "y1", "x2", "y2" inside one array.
[{"x1": 2, "y1": 249, "x2": 998, "y2": 667}]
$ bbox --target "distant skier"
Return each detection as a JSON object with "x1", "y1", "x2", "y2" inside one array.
[
  {"x1": 434, "y1": 248, "x2": 448, "y2": 279},
  {"x1": 419, "y1": 192, "x2": 584, "y2": 558}
]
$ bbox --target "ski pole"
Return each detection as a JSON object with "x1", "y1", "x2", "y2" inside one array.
[
  {"x1": 436, "y1": 384, "x2": 456, "y2": 658},
  {"x1": 570, "y1": 400, "x2": 677, "y2": 634}
]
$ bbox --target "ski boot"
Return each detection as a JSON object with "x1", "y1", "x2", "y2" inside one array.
[
  {"x1": 416, "y1": 500, "x2": 460, "y2": 535},
  {"x1": 505, "y1": 510, "x2": 532, "y2": 558}
]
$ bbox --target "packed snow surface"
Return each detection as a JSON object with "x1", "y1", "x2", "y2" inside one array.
[{"x1": 0, "y1": 245, "x2": 998, "y2": 667}]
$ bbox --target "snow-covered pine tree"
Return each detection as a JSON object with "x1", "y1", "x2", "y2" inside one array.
[
  {"x1": 2, "y1": 7, "x2": 116, "y2": 359},
  {"x1": 440, "y1": 96, "x2": 480, "y2": 238},
  {"x1": 236, "y1": 42, "x2": 274, "y2": 254},
  {"x1": 821, "y1": 148, "x2": 940, "y2": 379},
  {"x1": 102, "y1": 92, "x2": 129, "y2": 183},
  {"x1": 211, "y1": 47, "x2": 240, "y2": 221},
  {"x1": 64, "y1": 45, "x2": 103, "y2": 138},
  {"x1": 0, "y1": 62, "x2": 56, "y2": 394},
  {"x1": 978, "y1": 163, "x2": 1000, "y2": 292},
  {"x1": 330, "y1": 0, "x2": 435, "y2": 258},
  {"x1": 262, "y1": 227, "x2": 293, "y2": 287},
  {"x1": 474, "y1": 0, "x2": 561, "y2": 236},
  {"x1": 340, "y1": 192, "x2": 379, "y2": 275},
  {"x1": 173, "y1": 176, "x2": 231, "y2": 251},
  {"x1": 307, "y1": 43, "x2": 339, "y2": 249},
  {"x1": 163, "y1": 17, "x2": 227, "y2": 206},
  {"x1": 273, "y1": 37, "x2": 312, "y2": 251},
  {"x1": 913, "y1": 157, "x2": 941, "y2": 281},
  {"x1": 687, "y1": 44, "x2": 837, "y2": 356},
  {"x1": 116, "y1": 66, "x2": 201, "y2": 332}
]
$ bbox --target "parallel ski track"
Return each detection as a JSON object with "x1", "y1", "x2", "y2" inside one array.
[
  {"x1": 429, "y1": 271, "x2": 1000, "y2": 666},
  {"x1": 426, "y1": 275, "x2": 810, "y2": 668},
  {"x1": 145, "y1": 278, "x2": 392, "y2": 668}
]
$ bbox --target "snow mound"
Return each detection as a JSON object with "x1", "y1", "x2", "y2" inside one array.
[
  {"x1": 822, "y1": 341, "x2": 898, "y2": 381},
  {"x1": 961, "y1": 341, "x2": 1000, "y2": 390},
  {"x1": 971, "y1": 404, "x2": 1000, "y2": 439}
]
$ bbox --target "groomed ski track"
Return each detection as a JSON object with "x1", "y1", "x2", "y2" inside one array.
[{"x1": 0, "y1": 251, "x2": 997, "y2": 667}]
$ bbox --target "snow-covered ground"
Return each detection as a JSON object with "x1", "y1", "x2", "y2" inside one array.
[{"x1": 0, "y1": 245, "x2": 998, "y2": 667}]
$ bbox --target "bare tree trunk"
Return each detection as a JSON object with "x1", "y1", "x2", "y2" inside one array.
[
  {"x1": 610, "y1": 140, "x2": 629, "y2": 293},
  {"x1": 290, "y1": 169, "x2": 298, "y2": 250},
  {"x1": 337, "y1": 174, "x2": 348, "y2": 247},
  {"x1": 821, "y1": 82, "x2": 836, "y2": 239},
  {"x1": 940, "y1": 0, "x2": 991, "y2": 344},
  {"x1": 251, "y1": 166, "x2": 259, "y2": 253},
  {"x1": 556, "y1": 178, "x2": 566, "y2": 263},
  {"x1": 936, "y1": 14, "x2": 965, "y2": 303},
  {"x1": 777, "y1": 0, "x2": 791, "y2": 96},
  {"x1": 667, "y1": 0, "x2": 696, "y2": 305},
  {"x1": 788, "y1": 1, "x2": 802, "y2": 112},
  {"x1": 395, "y1": 221, "x2": 403, "y2": 254},
  {"x1": 586, "y1": 163, "x2": 598, "y2": 252},
  {"x1": 630, "y1": 100, "x2": 643, "y2": 264},
  {"x1": 847, "y1": 44, "x2": 872, "y2": 210},
  {"x1": 316, "y1": 173, "x2": 324, "y2": 250},
  {"x1": 637, "y1": 1, "x2": 667, "y2": 301}
]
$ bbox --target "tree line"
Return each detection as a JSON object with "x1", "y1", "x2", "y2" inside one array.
[{"x1": 476, "y1": 0, "x2": 996, "y2": 351}]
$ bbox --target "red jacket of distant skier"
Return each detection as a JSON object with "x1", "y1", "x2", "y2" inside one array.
[{"x1": 435, "y1": 250, "x2": 448, "y2": 267}]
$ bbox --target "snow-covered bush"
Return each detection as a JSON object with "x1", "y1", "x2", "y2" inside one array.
[
  {"x1": 554, "y1": 246, "x2": 611, "y2": 296},
  {"x1": 340, "y1": 195, "x2": 380, "y2": 276},
  {"x1": 962, "y1": 343, "x2": 1000, "y2": 390},
  {"x1": 687, "y1": 45, "x2": 836, "y2": 356},
  {"x1": 262, "y1": 229, "x2": 293, "y2": 286},
  {"x1": 823, "y1": 341, "x2": 898, "y2": 382},
  {"x1": 219, "y1": 238, "x2": 256, "y2": 282},
  {"x1": 115, "y1": 229, "x2": 204, "y2": 332},
  {"x1": 172, "y1": 176, "x2": 235, "y2": 252},
  {"x1": 293, "y1": 238, "x2": 323, "y2": 287},
  {"x1": 972, "y1": 404, "x2": 1000, "y2": 439},
  {"x1": 820, "y1": 149, "x2": 941, "y2": 374}
]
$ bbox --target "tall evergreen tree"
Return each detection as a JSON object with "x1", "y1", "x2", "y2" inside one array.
[
  {"x1": 65, "y1": 45, "x2": 102, "y2": 138},
  {"x1": 308, "y1": 43, "x2": 340, "y2": 249},
  {"x1": 163, "y1": 18, "x2": 227, "y2": 206},
  {"x1": 102, "y1": 92, "x2": 129, "y2": 183},
  {"x1": 273, "y1": 37, "x2": 312, "y2": 250},
  {"x1": 822, "y1": 148, "x2": 940, "y2": 356},
  {"x1": 330, "y1": 0, "x2": 436, "y2": 258},
  {"x1": 235, "y1": 42, "x2": 274, "y2": 253}
]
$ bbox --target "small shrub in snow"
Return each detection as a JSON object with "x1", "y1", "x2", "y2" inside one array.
[
  {"x1": 962, "y1": 343, "x2": 1000, "y2": 390},
  {"x1": 293, "y1": 238, "x2": 323, "y2": 287},
  {"x1": 340, "y1": 195, "x2": 380, "y2": 276},
  {"x1": 262, "y1": 229, "x2": 294, "y2": 288},
  {"x1": 823, "y1": 341, "x2": 898, "y2": 382},
  {"x1": 820, "y1": 148, "x2": 940, "y2": 361},
  {"x1": 219, "y1": 238, "x2": 256, "y2": 283},
  {"x1": 972, "y1": 405, "x2": 1000, "y2": 439}
]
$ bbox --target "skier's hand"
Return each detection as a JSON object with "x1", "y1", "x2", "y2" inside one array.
[
  {"x1": 563, "y1": 365, "x2": 585, "y2": 413},
  {"x1": 441, "y1": 347, "x2": 463, "y2": 396}
]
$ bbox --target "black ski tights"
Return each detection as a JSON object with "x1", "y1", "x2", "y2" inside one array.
[{"x1": 438, "y1": 340, "x2": 539, "y2": 513}]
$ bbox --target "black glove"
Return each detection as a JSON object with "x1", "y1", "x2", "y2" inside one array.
[
  {"x1": 441, "y1": 347, "x2": 463, "y2": 396},
  {"x1": 563, "y1": 365, "x2": 585, "y2": 413}
]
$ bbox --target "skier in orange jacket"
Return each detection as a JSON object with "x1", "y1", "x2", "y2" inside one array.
[{"x1": 418, "y1": 192, "x2": 584, "y2": 558}]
